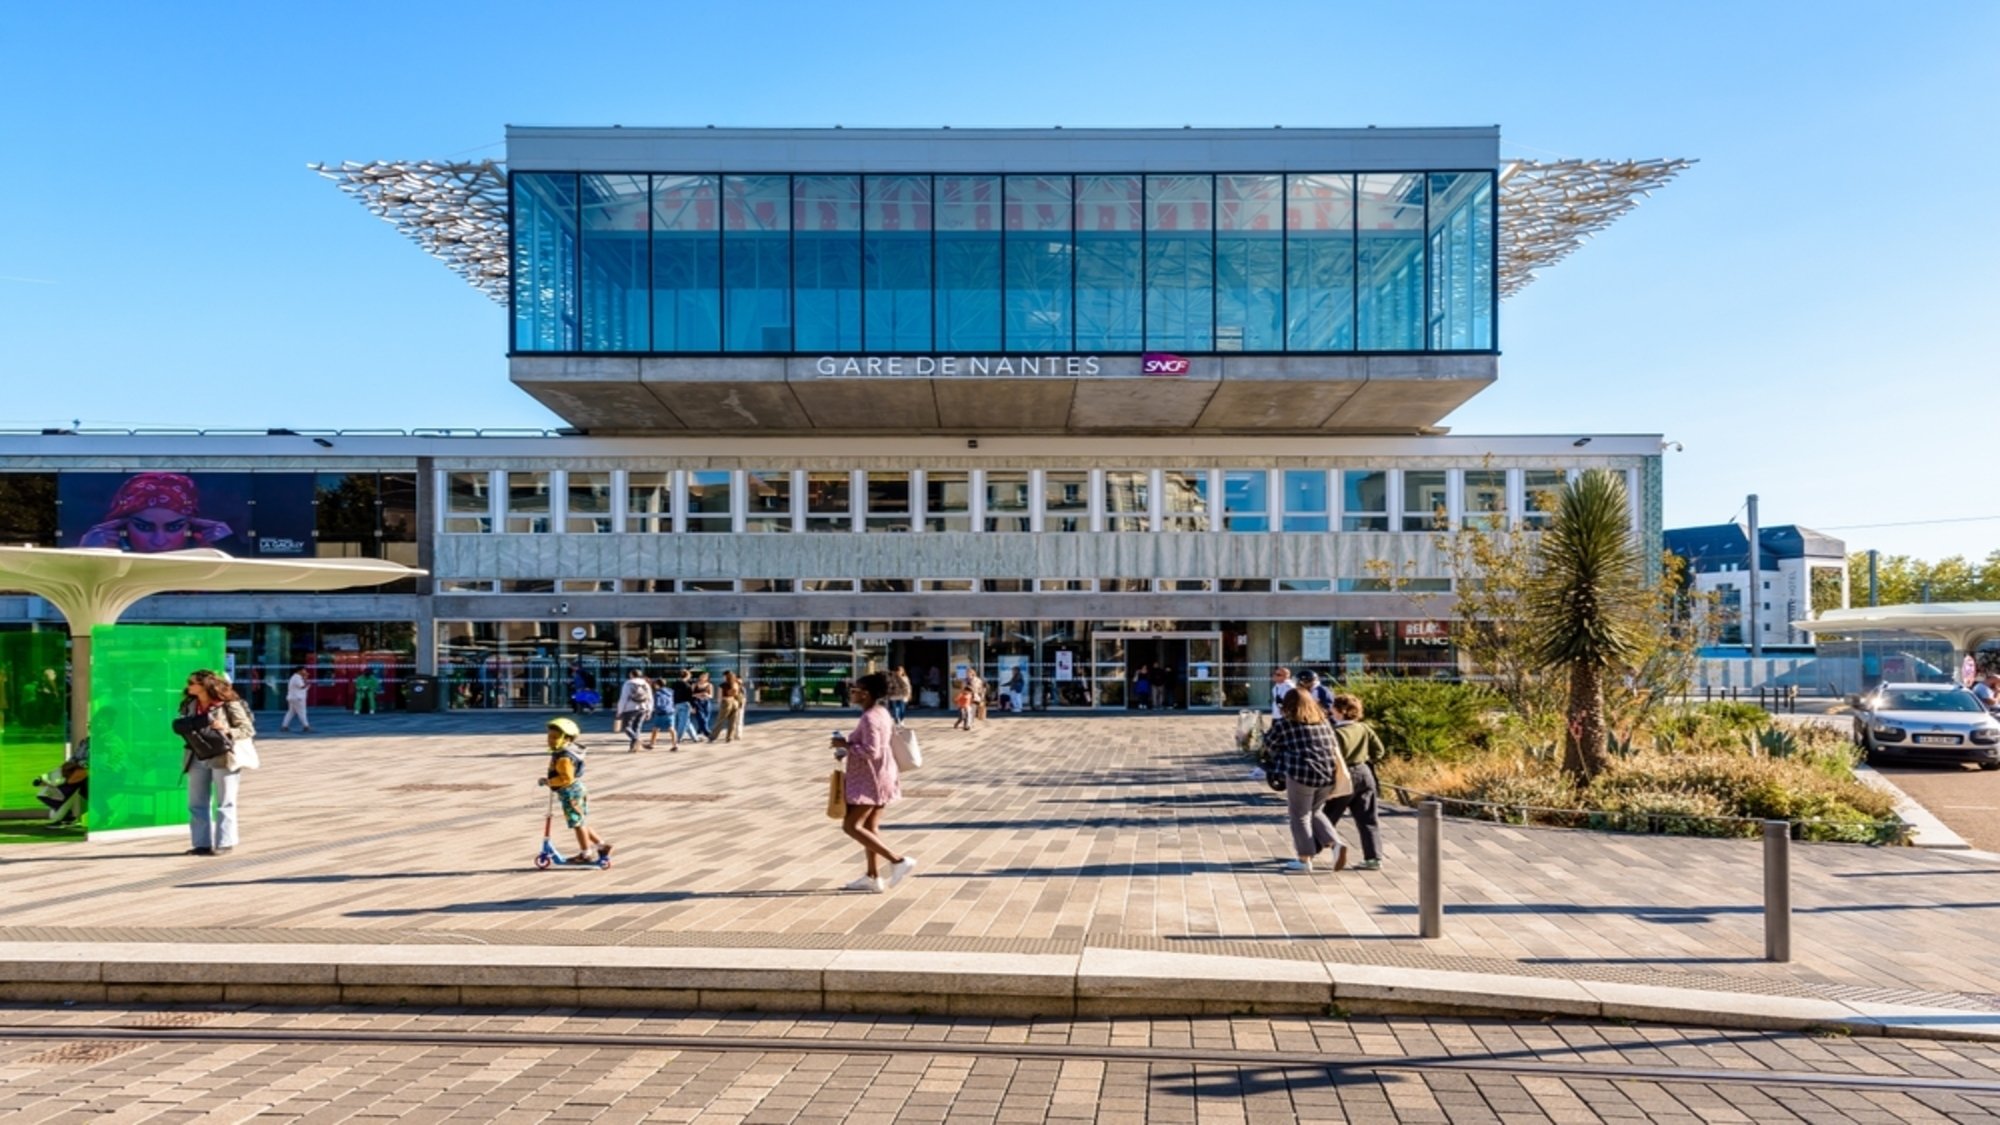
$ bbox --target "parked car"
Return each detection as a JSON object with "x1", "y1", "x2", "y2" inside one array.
[{"x1": 1852, "y1": 682, "x2": 2000, "y2": 769}]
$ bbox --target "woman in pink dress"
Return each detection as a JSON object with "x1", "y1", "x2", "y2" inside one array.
[{"x1": 830, "y1": 672, "x2": 917, "y2": 893}]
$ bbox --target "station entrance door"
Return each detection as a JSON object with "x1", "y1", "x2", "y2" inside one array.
[
  {"x1": 854, "y1": 631, "x2": 983, "y2": 713},
  {"x1": 1088, "y1": 631, "x2": 1223, "y2": 710}
]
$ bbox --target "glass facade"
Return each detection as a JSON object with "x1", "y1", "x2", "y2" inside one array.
[{"x1": 513, "y1": 171, "x2": 1497, "y2": 355}]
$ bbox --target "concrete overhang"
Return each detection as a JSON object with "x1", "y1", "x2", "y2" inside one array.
[{"x1": 511, "y1": 354, "x2": 1495, "y2": 436}]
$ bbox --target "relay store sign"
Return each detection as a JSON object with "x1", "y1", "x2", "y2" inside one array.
[{"x1": 810, "y1": 354, "x2": 1196, "y2": 378}]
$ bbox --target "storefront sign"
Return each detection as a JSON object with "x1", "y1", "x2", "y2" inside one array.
[
  {"x1": 1301, "y1": 626, "x2": 1332, "y2": 662},
  {"x1": 1054, "y1": 650, "x2": 1075, "y2": 682},
  {"x1": 1400, "y1": 620, "x2": 1451, "y2": 646},
  {"x1": 1141, "y1": 352, "x2": 1190, "y2": 375},
  {"x1": 813, "y1": 355, "x2": 1104, "y2": 377}
]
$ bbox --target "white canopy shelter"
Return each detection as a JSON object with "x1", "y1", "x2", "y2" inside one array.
[
  {"x1": 1794, "y1": 603, "x2": 2000, "y2": 673},
  {"x1": 0, "y1": 546, "x2": 424, "y2": 738}
]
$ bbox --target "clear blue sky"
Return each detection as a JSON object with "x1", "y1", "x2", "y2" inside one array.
[{"x1": 2, "y1": 1, "x2": 1992, "y2": 562}]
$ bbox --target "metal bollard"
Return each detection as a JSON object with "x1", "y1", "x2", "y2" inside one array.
[
  {"x1": 1419, "y1": 801, "x2": 1443, "y2": 939},
  {"x1": 1764, "y1": 820, "x2": 1791, "y2": 962}
]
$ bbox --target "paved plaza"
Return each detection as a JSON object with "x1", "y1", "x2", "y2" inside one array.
[{"x1": 4, "y1": 710, "x2": 1999, "y2": 1023}]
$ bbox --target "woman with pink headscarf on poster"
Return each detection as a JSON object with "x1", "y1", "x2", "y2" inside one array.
[{"x1": 78, "y1": 473, "x2": 234, "y2": 553}]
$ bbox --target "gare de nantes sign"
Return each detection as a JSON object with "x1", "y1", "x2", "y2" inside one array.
[{"x1": 812, "y1": 353, "x2": 1191, "y2": 378}]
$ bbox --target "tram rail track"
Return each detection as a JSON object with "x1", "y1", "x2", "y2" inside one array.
[{"x1": 4, "y1": 1020, "x2": 1998, "y2": 1097}]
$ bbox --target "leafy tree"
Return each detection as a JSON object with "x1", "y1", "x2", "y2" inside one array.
[{"x1": 1524, "y1": 470, "x2": 1645, "y2": 780}]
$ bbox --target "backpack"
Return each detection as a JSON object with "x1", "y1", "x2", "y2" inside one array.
[{"x1": 891, "y1": 724, "x2": 923, "y2": 772}]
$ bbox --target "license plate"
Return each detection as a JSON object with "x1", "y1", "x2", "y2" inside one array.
[{"x1": 1915, "y1": 735, "x2": 1960, "y2": 745}]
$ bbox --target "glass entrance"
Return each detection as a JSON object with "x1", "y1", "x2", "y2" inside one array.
[
  {"x1": 1089, "y1": 631, "x2": 1226, "y2": 710},
  {"x1": 854, "y1": 631, "x2": 982, "y2": 714}
]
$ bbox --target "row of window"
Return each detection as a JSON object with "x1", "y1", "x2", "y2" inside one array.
[
  {"x1": 513, "y1": 170, "x2": 1495, "y2": 356},
  {"x1": 445, "y1": 467, "x2": 1609, "y2": 535},
  {"x1": 439, "y1": 577, "x2": 1453, "y2": 594}
]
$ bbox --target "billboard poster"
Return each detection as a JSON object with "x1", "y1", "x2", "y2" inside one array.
[
  {"x1": 1301, "y1": 626, "x2": 1332, "y2": 663},
  {"x1": 996, "y1": 654, "x2": 1030, "y2": 712},
  {"x1": 59, "y1": 472, "x2": 315, "y2": 557},
  {"x1": 1054, "y1": 650, "x2": 1075, "y2": 682}
]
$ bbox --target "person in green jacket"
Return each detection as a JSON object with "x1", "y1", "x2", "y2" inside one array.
[
  {"x1": 352, "y1": 668, "x2": 382, "y2": 714},
  {"x1": 1323, "y1": 693, "x2": 1387, "y2": 870}
]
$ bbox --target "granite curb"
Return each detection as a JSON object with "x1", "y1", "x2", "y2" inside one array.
[
  {"x1": 1854, "y1": 762, "x2": 1972, "y2": 849},
  {"x1": 2, "y1": 941, "x2": 1995, "y2": 1042}
]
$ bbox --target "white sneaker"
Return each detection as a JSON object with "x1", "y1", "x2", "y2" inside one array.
[
  {"x1": 888, "y1": 857, "x2": 918, "y2": 887},
  {"x1": 1331, "y1": 843, "x2": 1351, "y2": 872},
  {"x1": 843, "y1": 875, "x2": 885, "y2": 894},
  {"x1": 1281, "y1": 859, "x2": 1312, "y2": 874}
]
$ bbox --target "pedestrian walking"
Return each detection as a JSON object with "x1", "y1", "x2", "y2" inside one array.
[
  {"x1": 175, "y1": 669, "x2": 260, "y2": 856},
  {"x1": 1324, "y1": 693, "x2": 1388, "y2": 870},
  {"x1": 1265, "y1": 686, "x2": 1352, "y2": 873},
  {"x1": 669, "y1": 670, "x2": 696, "y2": 745},
  {"x1": 280, "y1": 665, "x2": 313, "y2": 733},
  {"x1": 717, "y1": 670, "x2": 746, "y2": 742},
  {"x1": 969, "y1": 671, "x2": 989, "y2": 724},
  {"x1": 614, "y1": 667, "x2": 654, "y2": 752},
  {"x1": 830, "y1": 672, "x2": 916, "y2": 893},
  {"x1": 886, "y1": 666, "x2": 912, "y2": 724},
  {"x1": 952, "y1": 679, "x2": 974, "y2": 729}
]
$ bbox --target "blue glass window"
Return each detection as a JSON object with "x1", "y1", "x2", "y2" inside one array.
[
  {"x1": 650, "y1": 175, "x2": 719, "y2": 350},
  {"x1": 1427, "y1": 172, "x2": 1493, "y2": 350},
  {"x1": 1341, "y1": 470, "x2": 1388, "y2": 531},
  {"x1": 864, "y1": 175, "x2": 932, "y2": 350},
  {"x1": 1216, "y1": 175, "x2": 1283, "y2": 351},
  {"x1": 1146, "y1": 175, "x2": 1213, "y2": 351},
  {"x1": 512, "y1": 173, "x2": 578, "y2": 351},
  {"x1": 1285, "y1": 175, "x2": 1354, "y2": 351},
  {"x1": 722, "y1": 175, "x2": 791, "y2": 351},
  {"x1": 1004, "y1": 176, "x2": 1072, "y2": 350},
  {"x1": 1073, "y1": 175, "x2": 1142, "y2": 351},
  {"x1": 935, "y1": 175, "x2": 1002, "y2": 350},
  {"x1": 793, "y1": 176, "x2": 861, "y2": 351},
  {"x1": 580, "y1": 175, "x2": 649, "y2": 351},
  {"x1": 1357, "y1": 173, "x2": 1424, "y2": 350},
  {"x1": 1223, "y1": 470, "x2": 1269, "y2": 531},
  {"x1": 1281, "y1": 470, "x2": 1329, "y2": 532}
]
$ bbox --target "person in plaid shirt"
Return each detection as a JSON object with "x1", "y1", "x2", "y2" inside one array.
[{"x1": 1265, "y1": 688, "x2": 1352, "y2": 873}]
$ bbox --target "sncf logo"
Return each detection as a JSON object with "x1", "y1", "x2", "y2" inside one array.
[{"x1": 1141, "y1": 352, "x2": 1190, "y2": 375}]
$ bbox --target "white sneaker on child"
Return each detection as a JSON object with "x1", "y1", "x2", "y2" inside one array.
[{"x1": 843, "y1": 875, "x2": 885, "y2": 893}]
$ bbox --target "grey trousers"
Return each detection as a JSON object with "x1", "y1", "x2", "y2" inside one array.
[{"x1": 1285, "y1": 781, "x2": 1343, "y2": 858}]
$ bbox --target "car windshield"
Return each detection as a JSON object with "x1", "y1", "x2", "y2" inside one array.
[{"x1": 1880, "y1": 689, "x2": 1986, "y2": 713}]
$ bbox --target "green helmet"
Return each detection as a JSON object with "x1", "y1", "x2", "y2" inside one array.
[{"x1": 546, "y1": 716, "x2": 581, "y2": 739}]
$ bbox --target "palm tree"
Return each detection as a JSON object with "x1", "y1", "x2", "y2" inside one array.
[{"x1": 1525, "y1": 470, "x2": 1644, "y2": 780}]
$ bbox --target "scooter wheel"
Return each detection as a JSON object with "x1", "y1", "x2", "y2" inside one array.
[{"x1": 533, "y1": 853, "x2": 553, "y2": 870}]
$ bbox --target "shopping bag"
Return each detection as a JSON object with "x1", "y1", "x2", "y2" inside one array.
[
  {"x1": 891, "y1": 724, "x2": 923, "y2": 772},
  {"x1": 826, "y1": 768, "x2": 846, "y2": 818}
]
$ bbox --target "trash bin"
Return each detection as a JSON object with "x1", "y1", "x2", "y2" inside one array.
[{"x1": 404, "y1": 674, "x2": 439, "y2": 713}]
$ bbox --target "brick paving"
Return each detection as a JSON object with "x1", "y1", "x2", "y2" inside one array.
[
  {"x1": 5, "y1": 711, "x2": 2000, "y2": 1009},
  {"x1": 6, "y1": 1005, "x2": 2000, "y2": 1123}
]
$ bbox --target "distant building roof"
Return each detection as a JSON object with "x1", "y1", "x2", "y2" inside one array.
[{"x1": 1665, "y1": 523, "x2": 1846, "y2": 573}]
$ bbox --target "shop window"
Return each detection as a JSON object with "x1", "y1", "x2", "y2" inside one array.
[
  {"x1": 1101, "y1": 579, "x2": 1150, "y2": 592},
  {"x1": 683, "y1": 579, "x2": 736, "y2": 592},
  {"x1": 922, "y1": 579, "x2": 976, "y2": 591},
  {"x1": 1340, "y1": 471, "x2": 1388, "y2": 532},
  {"x1": 741, "y1": 578, "x2": 794, "y2": 592},
  {"x1": 626, "y1": 472, "x2": 673, "y2": 533},
  {"x1": 505, "y1": 471, "x2": 552, "y2": 533},
  {"x1": 314, "y1": 472, "x2": 379, "y2": 559},
  {"x1": 686, "y1": 471, "x2": 733, "y2": 533},
  {"x1": 498, "y1": 579, "x2": 556, "y2": 593},
  {"x1": 1044, "y1": 471, "x2": 1088, "y2": 533},
  {"x1": 1038, "y1": 578, "x2": 1094, "y2": 591},
  {"x1": 744, "y1": 470, "x2": 794, "y2": 532},
  {"x1": 1161, "y1": 469, "x2": 1209, "y2": 532},
  {"x1": 1220, "y1": 578, "x2": 1272, "y2": 592},
  {"x1": 1103, "y1": 471, "x2": 1150, "y2": 532},
  {"x1": 558, "y1": 579, "x2": 616, "y2": 592},
  {"x1": 624, "y1": 578, "x2": 674, "y2": 592},
  {"x1": 805, "y1": 471, "x2": 852, "y2": 532},
  {"x1": 863, "y1": 471, "x2": 912, "y2": 532},
  {"x1": 924, "y1": 471, "x2": 971, "y2": 532},
  {"x1": 1278, "y1": 578, "x2": 1332, "y2": 591},
  {"x1": 445, "y1": 472, "x2": 492, "y2": 534},
  {"x1": 984, "y1": 579, "x2": 1031, "y2": 592},
  {"x1": 1401, "y1": 470, "x2": 1447, "y2": 531},
  {"x1": 566, "y1": 471, "x2": 613, "y2": 533},
  {"x1": 800, "y1": 578, "x2": 857, "y2": 591},
  {"x1": 984, "y1": 471, "x2": 1031, "y2": 532},
  {"x1": 1461, "y1": 470, "x2": 1507, "y2": 531},
  {"x1": 861, "y1": 578, "x2": 914, "y2": 592},
  {"x1": 1157, "y1": 578, "x2": 1213, "y2": 591},
  {"x1": 1222, "y1": 470, "x2": 1268, "y2": 532}
]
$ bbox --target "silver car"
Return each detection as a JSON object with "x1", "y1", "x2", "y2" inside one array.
[{"x1": 1853, "y1": 682, "x2": 2000, "y2": 769}]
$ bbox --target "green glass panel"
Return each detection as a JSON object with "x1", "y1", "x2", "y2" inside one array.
[
  {"x1": 0, "y1": 631, "x2": 72, "y2": 841},
  {"x1": 89, "y1": 625, "x2": 225, "y2": 836}
]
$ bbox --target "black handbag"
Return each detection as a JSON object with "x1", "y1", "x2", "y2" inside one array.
[{"x1": 172, "y1": 711, "x2": 233, "y2": 761}]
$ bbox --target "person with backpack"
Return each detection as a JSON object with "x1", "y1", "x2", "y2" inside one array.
[
  {"x1": 614, "y1": 667, "x2": 654, "y2": 752},
  {"x1": 543, "y1": 716, "x2": 612, "y2": 865},
  {"x1": 830, "y1": 672, "x2": 916, "y2": 893}
]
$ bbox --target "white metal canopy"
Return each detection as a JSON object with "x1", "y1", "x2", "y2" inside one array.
[
  {"x1": 1794, "y1": 603, "x2": 2000, "y2": 669},
  {"x1": 0, "y1": 547, "x2": 424, "y2": 739}
]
